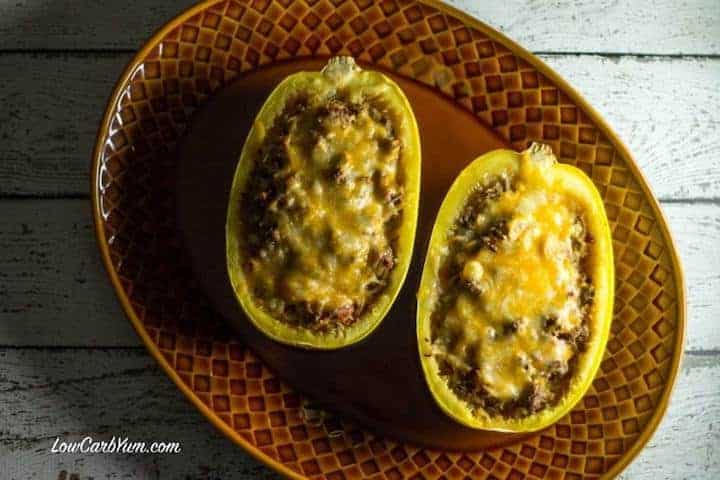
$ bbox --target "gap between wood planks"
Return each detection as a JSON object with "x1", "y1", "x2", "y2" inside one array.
[
  {"x1": 1, "y1": 49, "x2": 719, "y2": 59},
  {"x1": 0, "y1": 345, "x2": 716, "y2": 356}
]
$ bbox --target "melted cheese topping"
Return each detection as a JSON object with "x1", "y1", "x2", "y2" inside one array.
[
  {"x1": 435, "y1": 154, "x2": 586, "y2": 402},
  {"x1": 244, "y1": 99, "x2": 402, "y2": 326}
]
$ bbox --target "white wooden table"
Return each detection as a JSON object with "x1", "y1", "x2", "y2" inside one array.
[{"x1": 0, "y1": 1, "x2": 718, "y2": 478}]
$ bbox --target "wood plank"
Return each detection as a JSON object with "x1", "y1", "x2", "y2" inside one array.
[
  {"x1": 0, "y1": 198, "x2": 139, "y2": 347},
  {"x1": 1, "y1": 54, "x2": 719, "y2": 199},
  {"x1": 0, "y1": 0, "x2": 717, "y2": 55},
  {"x1": 451, "y1": 0, "x2": 720, "y2": 56},
  {"x1": 0, "y1": 348, "x2": 281, "y2": 480},
  {"x1": 0, "y1": 199, "x2": 717, "y2": 351},
  {"x1": 618, "y1": 354, "x2": 720, "y2": 479},
  {"x1": 0, "y1": 0, "x2": 198, "y2": 51},
  {"x1": 542, "y1": 55, "x2": 720, "y2": 201},
  {"x1": 0, "y1": 349, "x2": 716, "y2": 479},
  {"x1": 0, "y1": 53, "x2": 129, "y2": 197}
]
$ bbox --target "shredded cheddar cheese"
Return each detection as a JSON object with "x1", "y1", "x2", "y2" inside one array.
[
  {"x1": 241, "y1": 97, "x2": 404, "y2": 330},
  {"x1": 432, "y1": 152, "x2": 592, "y2": 416}
]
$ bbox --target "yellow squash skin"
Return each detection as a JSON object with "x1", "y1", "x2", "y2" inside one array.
[
  {"x1": 417, "y1": 144, "x2": 614, "y2": 431},
  {"x1": 226, "y1": 57, "x2": 421, "y2": 350}
]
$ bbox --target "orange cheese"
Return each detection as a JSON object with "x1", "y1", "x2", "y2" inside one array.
[
  {"x1": 437, "y1": 152, "x2": 584, "y2": 400},
  {"x1": 247, "y1": 102, "x2": 401, "y2": 314}
]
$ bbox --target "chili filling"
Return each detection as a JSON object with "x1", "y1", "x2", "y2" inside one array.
[
  {"x1": 429, "y1": 161, "x2": 595, "y2": 419},
  {"x1": 239, "y1": 94, "x2": 404, "y2": 333}
]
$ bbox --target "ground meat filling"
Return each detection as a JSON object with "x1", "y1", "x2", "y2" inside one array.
[
  {"x1": 430, "y1": 174, "x2": 595, "y2": 419},
  {"x1": 240, "y1": 94, "x2": 404, "y2": 333}
]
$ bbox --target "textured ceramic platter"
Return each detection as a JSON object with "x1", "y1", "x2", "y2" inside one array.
[{"x1": 91, "y1": 1, "x2": 685, "y2": 478}]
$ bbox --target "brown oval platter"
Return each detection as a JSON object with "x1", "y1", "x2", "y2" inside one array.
[{"x1": 91, "y1": 1, "x2": 686, "y2": 478}]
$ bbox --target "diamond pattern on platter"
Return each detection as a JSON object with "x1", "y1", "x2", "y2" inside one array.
[{"x1": 94, "y1": 1, "x2": 682, "y2": 478}]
